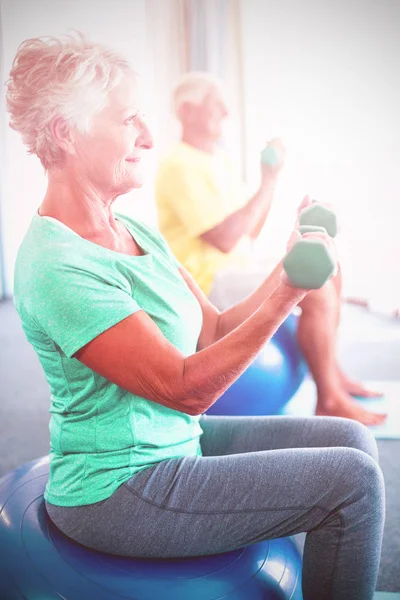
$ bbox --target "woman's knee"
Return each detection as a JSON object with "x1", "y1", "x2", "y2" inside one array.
[
  {"x1": 328, "y1": 417, "x2": 379, "y2": 462},
  {"x1": 335, "y1": 447, "x2": 385, "y2": 504}
]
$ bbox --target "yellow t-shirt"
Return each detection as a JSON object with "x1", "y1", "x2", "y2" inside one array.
[{"x1": 156, "y1": 142, "x2": 252, "y2": 295}]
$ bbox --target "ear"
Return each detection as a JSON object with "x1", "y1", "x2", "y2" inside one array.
[
  {"x1": 178, "y1": 102, "x2": 196, "y2": 124},
  {"x1": 50, "y1": 116, "x2": 77, "y2": 156}
]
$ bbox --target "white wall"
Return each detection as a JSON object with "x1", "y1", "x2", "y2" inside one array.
[
  {"x1": 0, "y1": 0, "x2": 170, "y2": 295},
  {"x1": 2, "y1": 0, "x2": 399, "y2": 306},
  {"x1": 239, "y1": 0, "x2": 400, "y2": 307}
]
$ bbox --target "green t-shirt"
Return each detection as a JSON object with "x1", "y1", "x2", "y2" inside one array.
[{"x1": 14, "y1": 212, "x2": 204, "y2": 506}]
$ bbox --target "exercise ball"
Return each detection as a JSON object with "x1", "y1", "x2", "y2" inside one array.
[
  {"x1": 0, "y1": 456, "x2": 303, "y2": 600},
  {"x1": 207, "y1": 313, "x2": 307, "y2": 416}
]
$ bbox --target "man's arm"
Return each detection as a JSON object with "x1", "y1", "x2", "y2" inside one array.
[
  {"x1": 200, "y1": 172, "x2": 278, "y2": 252},
  {"x1": 201, "y1": 138, "x2": 286, "y2": 251},
  {"x1": 247, "y1": 173, "x2": 278, "y2": 240}
]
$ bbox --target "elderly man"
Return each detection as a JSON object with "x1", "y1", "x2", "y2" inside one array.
[{"x1": 155, "y1": 71, "x2": 384, "y2": 425}]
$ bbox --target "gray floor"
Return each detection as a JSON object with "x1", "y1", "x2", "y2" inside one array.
[{"x1": 0, "y1": 299, "x2": 399, "y2": 591}]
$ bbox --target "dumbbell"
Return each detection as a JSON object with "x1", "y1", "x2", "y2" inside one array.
[
  {"x1": 260, "y1": 145, "x2": 279, "y2": 167},
  {"x1": 299, "y1": 202, "x2": 338, "y2": 238},
  {"x1": 283, "y1": 225, "x2": 336, "y2": 289}
]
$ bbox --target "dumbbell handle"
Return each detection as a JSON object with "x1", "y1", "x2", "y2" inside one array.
[{"x1": 298, "y1": 225, "x2": 327, "y2": 235}]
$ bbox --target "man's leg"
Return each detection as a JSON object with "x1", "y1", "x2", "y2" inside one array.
[
  {"x1": 331, "y1": 267, "x2": 383, "y2": 398},
  {"x1": 209, "y1": 263, "x2": 385, "y2": 424},
  {"x1": 298, "y1": 280, "x2": 386, "y2": 425}
]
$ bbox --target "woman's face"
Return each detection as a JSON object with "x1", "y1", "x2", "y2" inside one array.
[{"x1": 72, "y1": 77, "x2": 153, "y2": 195}]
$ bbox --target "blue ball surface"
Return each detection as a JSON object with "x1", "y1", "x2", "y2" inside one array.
[
  {"x1": 0, "y1": 457, "x2": 303, "y2": 600},
  {"x1": 207, "y1": 314, "x2": 307, "y2": 416}
]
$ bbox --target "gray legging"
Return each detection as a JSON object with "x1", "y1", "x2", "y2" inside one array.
[{"x1": 46, "y1": 415, "x2": 385, "y2": 600}]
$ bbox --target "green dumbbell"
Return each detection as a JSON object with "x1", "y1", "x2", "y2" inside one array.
[
  {"x1": 283, "y1": 226, "x2": 336, "y2": 289},
  {"x1": 298, "y1": 225, "x2": 327, "y2": 236},
  {"x1": 299, "y1": 203, "x2": 338, "y2": 238},
  {"x1": 260, "y1": 145, "x2": 279, "y2": 167}
]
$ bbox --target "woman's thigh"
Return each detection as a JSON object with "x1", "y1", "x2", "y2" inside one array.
[
  {"x1": 47, "y1": 438, "x2": 381, "y2": 559},
  {"x1": 199, "y1": 414, "x2": 378, "y2": 461}
]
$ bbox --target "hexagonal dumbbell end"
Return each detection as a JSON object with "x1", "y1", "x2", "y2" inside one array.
[
  {"x1": 283, "y1": 238, "x2": 336, "y2": 289},
  {"x1": 299, "y1": 204, "x2": 338, "y2": 238},
  {"x1": 260, "y1": 145, "x2": 279, "y2": 167}
]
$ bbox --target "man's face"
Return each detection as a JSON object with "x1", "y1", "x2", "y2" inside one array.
[{"x1": 191, "y1": 85, "x2": 229, "y2": 140}]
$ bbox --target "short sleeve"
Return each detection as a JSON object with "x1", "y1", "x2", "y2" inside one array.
[
  {"x1": 30, "y1": 261, "x2": 141, "y2": 358},
  {"x1": 161, "y1": 164, "x2": 241, "y2": 237}
]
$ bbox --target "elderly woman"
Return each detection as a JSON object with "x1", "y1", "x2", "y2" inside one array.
[{"x1": 7, "y1": 34, "x2": 384, "y2": 600}]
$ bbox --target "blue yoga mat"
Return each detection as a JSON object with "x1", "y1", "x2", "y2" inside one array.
[
  {"x1": 282, "y1": 379, "x2": 400, "y2": 439},
  {"x1": 374, "y1": 593, "x2": 400, "y2": 599}
]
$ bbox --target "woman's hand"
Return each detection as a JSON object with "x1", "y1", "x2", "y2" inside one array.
[
  {"x1": 296, "y1": 194, "x2": 313, "y2": 220},
  {"x1": 281, "y1": 226, "x2": 339, "y2": 288}
]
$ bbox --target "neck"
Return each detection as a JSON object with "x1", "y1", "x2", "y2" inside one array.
[
  {"x1": 181, "y1": 130, "x2": 218, "y2": 154},
  {"x1": 39, "y1": 168, "x2": 120, "y2": 237}
]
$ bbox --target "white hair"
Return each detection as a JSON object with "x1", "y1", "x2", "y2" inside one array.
[
  {"x1": 5, "y1": 32, "x2": 135, "y2": 170},
  {"x1": 173, "y1": 71, "x2": 225, "y2": 118}
]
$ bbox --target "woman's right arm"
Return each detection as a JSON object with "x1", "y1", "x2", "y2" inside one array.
[{"x1": 74, "y1": 277, "x2": 306, "y2": 416}]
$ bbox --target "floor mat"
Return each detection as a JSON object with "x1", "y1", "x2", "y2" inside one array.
[{"x1": 282, "y1": 379, "x2": 400, "y2": 439}]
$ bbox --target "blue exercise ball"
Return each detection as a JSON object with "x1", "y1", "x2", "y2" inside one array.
[
  {"x1": 0, "y1": 456, "x2": 303, "y2": 600},
  {"x1": 207, "y1": 313, "x2": 307, "y2": 416}
]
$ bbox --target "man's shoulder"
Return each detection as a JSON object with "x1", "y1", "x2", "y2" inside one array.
[
  {"x1": 159, "y1": 142, "x2": 186, "y2": 163},
  {"x1": 159, "y1": 142, "x2": 212, "y2": 170}
]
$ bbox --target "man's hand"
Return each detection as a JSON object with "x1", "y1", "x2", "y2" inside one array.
[{"x1": 260, "y1": 137, "x2": 286, "y2": 179}]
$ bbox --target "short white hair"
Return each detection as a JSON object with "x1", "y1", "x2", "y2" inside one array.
[
  {"x1": 5, "y1": 32, "x2": 135, "y2": 170},
  {"x1": 173, "y1": 71, "x2": 225, "y2": 118}
]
